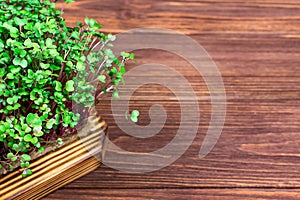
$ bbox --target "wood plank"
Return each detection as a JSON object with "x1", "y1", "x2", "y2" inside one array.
[
  {"x1": 0, "y1": 133, "x2": 103, "y2": 200},
  {"x1": 45, "y1": 189, "x2": 300, "y2": 200},
  {"x1": 60, "y1": 45, "x2": 300, "y2": 188},
  {"x1": 58, "y1": 0, "x2": 300, "y2": 35},
  {"x1": 47, "y1": 0, "x2": 300, "y2": 199}
]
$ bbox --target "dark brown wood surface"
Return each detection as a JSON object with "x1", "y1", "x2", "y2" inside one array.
[{"x1": 45, "y1": 0, "x2": 300, "y2": 199}]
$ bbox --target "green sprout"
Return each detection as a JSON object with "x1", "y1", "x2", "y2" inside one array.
[{"x1": 0, "y1": 0, "x2": 134, "y2": 177}]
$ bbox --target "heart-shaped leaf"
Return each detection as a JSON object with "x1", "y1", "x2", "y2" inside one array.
[
  {"x1": 65, "y1": 80, "x2": 74, "y2": 92},
  {"x1": 24, "y1": 134, "x2": 32, "y2": 142},
  {"x1": 13, "y1": 57, "x2": 28, "y2": 68},
  {"x1": 26, "y1": 113, "x2": 42, "y2": 127},
  {"x1": 7, "y1": 152, "x2": 14, "y2": 159},
  {"x1": 31, "y1": 137, "x2": 39, "y2": 144},
  {"x1": 130, "y1": 110, "x2": 140, "y2": 123},
  {"x1": 54, "y1": 81, "x2": 62, "y2": 91}
]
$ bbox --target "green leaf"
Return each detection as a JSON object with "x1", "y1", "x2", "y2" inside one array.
[
  {"x1": 7, "y1": 152, "x2": 14, "y2": 159},
  {"x1": 32, "y1": 118, "x2": 42, "y2": 126},
  {"x1": 46, "y1": 38, "x2": 53, "y2": 47},
  {"x1": 131, "y1": 116, "x2": 138, "y2": 123},
  {"x1": 54, "y1": 92, "x2": 64, "y2": 102},
  {"x1": 3, "y1": 22, "x2": 19, "y2": 36},
  {"x1": 33, "y1": 125, "x2": 42, "y2": 133},
  {"x1": 7, "y1": 98, "x2": 14, "y2": 105},
  {"x1": 30, "y1": 91, "x2": 37, "y2": 101},
  {"x1": 121, "y1": 52, "x2": 130, "y2": 58},
  {"x1": 7, "y1": 95, "x2": 18, "y2": 105},
  {"x1": 40, "y1": 63, "x2": 50, "y2": 69},
  {"x1": 7, "y1": 105, "x2": 14, "y2": 111},
  {"x1": 84, "y1": 17, "x2": 90, "y2": 26},
  {"x1": 77, "y1": 21, "x2": 83, "y2": 26},
  {"x1": 19, "y1": 50, "x2": 27, "y2": 58},
  {"x1": 46, "y1": 119, "x2": 56, "y2": 129},
  {"x1": 54, "y1": 81, "x2": 62, "y2": 91},
  {"x1": 38, "y1": 146, "x2": 45, "y2": 153},
  {"x1": 40, "y1": 113, "x2": 49, "y2": 120},
  {"x1": 13, "y1": 103, "x2": 21, "y2": 110},
  {"x1": 26, "y1": 113, "x2": 36, "y2": 124},
  {"x1": 98, "y1": 75, "x2": 106, "y2": 83},
  {"x1": 24, "y1": 22, "x2": 33, "y2": 31},
  {"x1": 12, "y1": 144, "x2": 19, "y2": 151},
  {"x1": 76, "y1": 61, "x2": 85, "y2": 71},
  {"x1": 9, "y1": 29, "x2": 18, "y2": 38},
  {"x1": 10, "y1": 67, "x2": 21, "y2": 74},
  {"x1": 66, "y1": 61, "x2": 73, "y2": 68},
  {"x1": 131, "y1": 110, "x2": 140, "y2": 117},
  {"x1": 65, "y1": 0, "x2": 75, "y2": 3},
  {"x1": 21, "y1": 154, "x2": 31, "y2": 162},
  {"x1": 24, "y1": 38, "x2": 32, "y2": 47},
  {"x1": 57, "y1": 138, "x2": 63, "y2": 145},
  {"x1": 26, "y1": 169, "x2": 33, "y2": 175},
  {"x1": 112, "y1": 90, "x2": 120, "y2": 99},
  {"x1": 11, "y1": 156, "x2": 17, "y2": 162},
  {"x1": 13, "y1": 57, "x2": 28, "y2": 68},
  {"x1": 0, "y1": 124, "x2": 5, "y2": 133},
  {"x1": 107, "y1": 33, "x2": 116, "y2": 41},
  {"x1": 71, "y1": 31, "x2": 80, "y2": 40},
  {"x1": 129, "y1": 53, "x2": 135, "y2": 60},
  {"x1": 130, "y1": 110, "x2": 140, "y2": 123},
  {"x1": 6, "y1": 73, "x2": 14, "y2": 79},
  {"x1": 24, "y1": 134, "x2": 32, "y2": 142},
  {"x1": 119, "y1": 66, "x2": 126, "y2": 75},
  {"x1": 20, "y1": 60, "x2": 28, "y2": 68},
  {"x1": 80, "y1": 55, "x2": 86, "y2": 62},
  {"x1": 14, "y1": 17, "x2": 26, "y2": 26},
  {"x1": 25, "y1": 127, "x2": 32, "y2": 133},
  {"x1": 13, "y1": 57, "x2": 21, "y2": 65},
  {"x1": 0, "y1": 84, "x2": 5, "y2": 95},
  {"x1": 26, "y1": 113, "x2": 42, "y2": 127},
  {"x1": 31, "y1": 137, "x2": 39, "y2": 144},
  {"x1": 65, "y1": 80, "x2": 75, "y2": 92},
  {"x1": 20, "y1": 163, "x2": 26, "y2": 168}
]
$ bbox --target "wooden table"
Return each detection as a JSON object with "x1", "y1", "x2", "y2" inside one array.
[{"x1": 45, "y1": 0, "x2": 300, "y2": 199}]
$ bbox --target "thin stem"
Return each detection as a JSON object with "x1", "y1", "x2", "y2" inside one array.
[
  {"x1": 96, "y1": 85, "x2": 114, "y2": 100},
  {"x1": 91, "y1": 58, "x2": 105, "y2": 81},
  {"x1": 58, "y1": 62, "x2": 66, "y2": 81}
]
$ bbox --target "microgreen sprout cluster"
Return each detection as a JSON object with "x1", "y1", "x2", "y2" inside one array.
[{"x1": 0, "y1": 0, "x2": 134, "y2": 177}]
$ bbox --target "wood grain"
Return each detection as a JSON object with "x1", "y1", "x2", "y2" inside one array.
[
  {"x1": 58, "y1": 0, "x2": 300, "y2": 36},
  {"x1": 43, "y1": 189, "x2": 300, "y2": 200},
  {"x1": 0, "y1": 131, "x2": 104, "y2": 200},
  {"x1": 46, "y1": 0, "x2": 300, "y2": 199}
]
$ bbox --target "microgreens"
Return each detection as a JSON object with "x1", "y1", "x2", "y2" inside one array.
[{"x1": 0, "y1": 0, "x2": 134, "y2": 177}]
